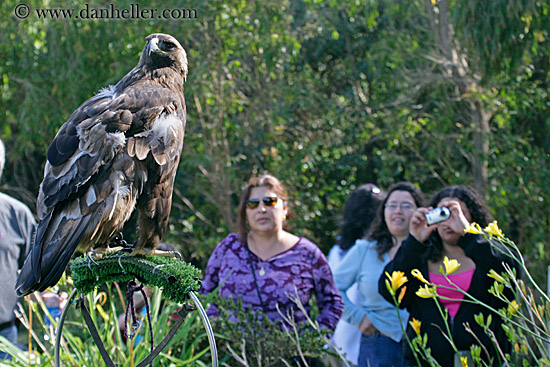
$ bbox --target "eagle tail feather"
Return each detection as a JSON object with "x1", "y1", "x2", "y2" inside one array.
[{"x1": 16, "y1": 214, "x2": 92, "y2": 297}]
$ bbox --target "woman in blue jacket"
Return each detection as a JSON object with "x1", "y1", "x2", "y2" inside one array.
[{"x1": 335, "y1": 182, "x2": 425, "y2": 367}]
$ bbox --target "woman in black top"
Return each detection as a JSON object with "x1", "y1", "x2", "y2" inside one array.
[{"x1": 379, "y1": 186, "x2": 520, "y2": 367}]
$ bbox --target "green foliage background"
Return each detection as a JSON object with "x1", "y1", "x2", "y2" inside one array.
[{"x1": 1, "y1": 0, "x2": 548, "y2": 282}]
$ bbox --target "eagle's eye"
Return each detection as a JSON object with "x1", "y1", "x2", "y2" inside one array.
[{"x1": 164, "y1": 42, "x2": 176, "y2": 51}]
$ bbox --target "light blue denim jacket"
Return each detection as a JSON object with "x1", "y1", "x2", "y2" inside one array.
[{"x1": 334, "y1": 239, "x2": 409, "y2": 342}]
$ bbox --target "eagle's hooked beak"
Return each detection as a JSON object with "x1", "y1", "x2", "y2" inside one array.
[{"x1": 147, "y1": 37, "x2": 160, "y2": 56}]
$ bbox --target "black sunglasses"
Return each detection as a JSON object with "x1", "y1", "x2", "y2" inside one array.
[{"x1": 246, "y1": 196, "x2": 278, "y2": 209}]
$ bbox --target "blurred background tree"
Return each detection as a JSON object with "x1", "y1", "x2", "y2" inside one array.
[{"x1": 1, "y1": 0, "x2": 548, "y2": 283}]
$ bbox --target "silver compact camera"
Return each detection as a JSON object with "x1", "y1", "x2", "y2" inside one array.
[{"x1": 425, "y1": 207, "x2": 451, "y2": 225}]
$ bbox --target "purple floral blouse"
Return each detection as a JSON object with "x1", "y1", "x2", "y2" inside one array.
[{"x1": 200, "y1": 233, "x2": 343, "y2": 331}]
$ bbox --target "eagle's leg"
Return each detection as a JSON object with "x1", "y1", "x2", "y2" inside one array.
[
  {"x1": 130, "y1": 248, "x2": 183, "y2": 260},
  {"x1": 109, "y1": 232, "x2": 131, "y2": 250},
  {"x1": 88, "y1": 246, "x2": 133, "y2": 262},
  {"x1": 87, "y1": 247, "x2": 116, "y2": 261},
  {"x1": 96, "y1": 232, "x2": 135, "y2": 255},
  {"x1": 87, "y1": 233, "x2": 133, "y2": 261},
  {"x1": 155, "y1": 249, "x2": 183, "y2": 260}
]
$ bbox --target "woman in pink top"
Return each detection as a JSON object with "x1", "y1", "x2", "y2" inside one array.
[
  {"x1": 428, "y1": 269, "x2": 475, "y2": 318},
  {"x1": 379, "y1": 186, "x2": 520, "y2": 367}
]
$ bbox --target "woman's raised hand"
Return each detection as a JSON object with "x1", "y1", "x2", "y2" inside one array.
[
  {"x1": 436, "y1": 199, "x2": 470, "y2": 234},
  {"x1": 409, "y1": 207, "x2": 435, "y2": 243}
]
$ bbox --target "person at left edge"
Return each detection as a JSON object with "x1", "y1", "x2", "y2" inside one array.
[
  {"x1": 200, "y1": 173, "x2": 343, "y2": 332},
  {"x1": 0, "y1": 139, "x2": 36, "y2": 360}
]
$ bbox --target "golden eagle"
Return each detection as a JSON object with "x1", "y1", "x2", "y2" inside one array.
[{"x1": 16, "y1": 33, "x2": 188, "y2": 296}]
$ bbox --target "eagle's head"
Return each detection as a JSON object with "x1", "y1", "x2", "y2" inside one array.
[{"x1": 140, "y1": 33, "x2": 188, "y2": 81}]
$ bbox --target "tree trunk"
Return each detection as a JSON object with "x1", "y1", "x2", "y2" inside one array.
[
  {"x1": 427, "y1": 0, "x2": 490, "y2": 194},
  {"x1": 471, "y1": 101, "x2": 490, "y2": 195}
]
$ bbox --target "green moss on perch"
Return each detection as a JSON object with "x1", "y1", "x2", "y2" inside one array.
[{"x1": 70, "y1": 252, "x2": 202, "y2": 304}]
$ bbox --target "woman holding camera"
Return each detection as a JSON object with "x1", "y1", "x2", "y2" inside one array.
[
  {"x1": 200, "y1": 174, "x2": 343, "y2": 332},
  {"x1": 379, "y1": 185, "x2": 520, "y2": 367},
  {"x1": 334, "y1": 182, "x2": 424, "y2": 367}
]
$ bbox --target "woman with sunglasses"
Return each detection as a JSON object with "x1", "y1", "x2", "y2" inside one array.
[
  {"x1": 334, "y1": 182, "x2": 424, "y2": 367},
  {"x1": 200, "y1": 174, "x2": 343, "y2": 332},
  {"x1": 378, "y1": 186, "x2": 520, "y2": 367}
]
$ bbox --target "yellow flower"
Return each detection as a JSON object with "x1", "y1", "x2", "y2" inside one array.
[
  {"x1": 385, "y1": 271, "x2": 408, "y2": 295},
  {"x1": 520, "y1": 344, "x2": 528, "y2": 354},
  {"x1": 409, "y1": 318, "x2": 421, "y2": 335},
  {"x1": 416, "y1": 284, "x2": 437, "y2": 298},
  {"x1": 487, "y1": 269, "x2": 506, "y2": 284},
  {"x1": 484, "y1": 221, "x2": 504, "y2": 238},
  {"x1": 398, "y1": 286, "x2": 407, "y2": 304},
  {"x1": 460, "y1": 356, "x2": 468, "y2": 367},
  {"x1": 97, "y1": 304, "x2": 110, "y2": 322},
  {"x1": 464, "y1": 222, "x2": 483, "y2": 235},
  {"x1": 519, "y1": 279, "x2": 527, "y2": 296},
  {"x1": 411, "y1": 269, "x2": 429, "y2": 284},
  {"x1": 537, "y1": 304, "x2": 545, "y2": 319},
  {"x1": 95, "y1": 292, "x2": 108, "y2": 306},
  {"x1": 442, "y1": 256, "x2": 460, "y2": 275},
  {"x1": 508, "y1": 300, "x2": 519, "y2": 315}
]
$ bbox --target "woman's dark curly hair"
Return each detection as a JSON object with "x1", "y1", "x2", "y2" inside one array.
[
  {"x1": 368, "y1": 182, "x2": 425, "y2": 260},
  {"x1": 338, "y1": 184, "x2": 385, "y2": 251},
  {"x1": 426, "y1": 185, "x2": 493, "y2": 262}
]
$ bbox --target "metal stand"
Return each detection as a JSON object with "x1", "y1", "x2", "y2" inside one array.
[{"x1": 54, "y1": 289, "x2": 218, "y2": 366}]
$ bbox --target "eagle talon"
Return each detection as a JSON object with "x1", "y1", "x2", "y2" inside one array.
[
  {"x1": 119, "y1": 245, "x2": 134, "y2": 254},
  {"x1": 172, "y1": 251, "x2": 183, "y2": 260},
  {"x1": 118, "y1": 253, "x2": 126, "y2": 273},
  {"x1": 152, "y1": 264, "x2": 165, "y2": 274},
  {"x1": 142, "y1": 249, "x2": 183, "y2": 259},
  {"x1": 86, "y1": 251, "x2": 100, "y2": 265}
]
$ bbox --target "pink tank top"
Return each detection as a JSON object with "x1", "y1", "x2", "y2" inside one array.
[{"x1": 429, "y1": 268, "x2": 475, "y2": 318}]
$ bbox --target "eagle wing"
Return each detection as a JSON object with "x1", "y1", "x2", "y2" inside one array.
[{"x1": 39, "y1": 84, "x2": 182, "y2": 217}]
